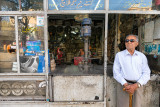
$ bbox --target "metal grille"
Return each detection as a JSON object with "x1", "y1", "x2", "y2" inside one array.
[{"x1": 0, "y1": 81, "x2": 46, "y2": 100}]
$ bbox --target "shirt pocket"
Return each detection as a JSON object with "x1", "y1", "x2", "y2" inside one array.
[{"x1": 136, "y1": 57, "x2": 143, "y2": 71}]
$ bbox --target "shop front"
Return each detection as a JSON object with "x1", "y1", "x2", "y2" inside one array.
[{"x1": 0, "y1": 0, "x2": 159, "y2": 107}]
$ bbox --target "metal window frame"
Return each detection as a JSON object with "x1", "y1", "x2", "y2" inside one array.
[
  {"x1": 0, "y1": 0, "x2": 47, "y2": 101},
  {"x1": 46, "y1": 1, "x2": 107, "y2": 106}
]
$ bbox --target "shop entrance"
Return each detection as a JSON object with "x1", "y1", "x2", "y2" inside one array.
[{"x1": 48, "y1": 14, "x2": 105, "y2": 75}]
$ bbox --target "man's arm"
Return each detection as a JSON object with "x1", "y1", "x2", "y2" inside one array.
[
  {"x1": 137, "y1": 55, "x2": 151, "y2": 85},
  {"x1": 113, "y1": 54, "x2": 127, "y2": 86}
]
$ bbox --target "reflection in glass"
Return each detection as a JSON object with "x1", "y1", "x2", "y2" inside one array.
[
  {"x1": 153, "y1": 0, "x2": 160, "y2": 10},
  {"x1": 18, "y1": 16, "x2": 45, "y2": 73},
  {"x1": 0, "y1": 0, "x2": 19, "y2": 11},
  {"x1": 21, "y1": 0, "x2": 43, "y2": 11},
  {"x1": 0, "y1": 16, "x2": 17, "y2": 73}
]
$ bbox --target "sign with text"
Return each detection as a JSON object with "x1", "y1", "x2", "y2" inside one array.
[
  {"x1": 48, "y1": 0, "x2": 104, "y2": 10},
  {"x1": 109, "y1": 0, "x2": 152, "y2": 10}
]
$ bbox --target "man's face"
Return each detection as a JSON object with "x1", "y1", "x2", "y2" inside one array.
[{"x1": 125, "y1": 35, "x2": 138, "y2": 51}]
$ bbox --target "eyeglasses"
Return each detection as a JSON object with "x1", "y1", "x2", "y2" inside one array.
[{"x1": 125, "y1": 39, "x2": 136, "y2": 43}]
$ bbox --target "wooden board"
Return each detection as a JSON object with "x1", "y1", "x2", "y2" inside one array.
[{"x1": 0, "y1": 52, "x2": 16, "y2": 62}]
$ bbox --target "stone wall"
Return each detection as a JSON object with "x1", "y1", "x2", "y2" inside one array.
[{"x1": 106, "y1": 74, "x2": 160, "y2": 107}]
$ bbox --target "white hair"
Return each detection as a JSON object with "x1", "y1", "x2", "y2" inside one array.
[{"x1": 126, "y1": 34, "x2": 138, "y2": 42}]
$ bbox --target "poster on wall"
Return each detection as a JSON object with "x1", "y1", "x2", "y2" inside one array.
[
  {"x1": 144, "y1": 43, "x2": 158, "y2": 54},
  {"x1": 144, "y1": 21, "x2": 154, "y2": 42},
  {"x1": 153, "y1": 18, "x2": 160, "y2": 39},
  {"x1": 37, "y1": 16, "x2": 44, "y2": 26}
]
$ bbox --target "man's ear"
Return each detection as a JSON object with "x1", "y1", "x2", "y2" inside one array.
[{"x1": 136, "y1": 42, "x2": 139, "y2": 47}]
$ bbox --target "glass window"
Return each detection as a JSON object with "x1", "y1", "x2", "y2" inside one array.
[
  {"x1": 48, "y1": 14, "x2": 104, "y2": 75},
  {"x1": 0, "y1": 16, "x2": 17, "y2": 73},
  {"x1": 18, "y1": 16, "x2": 45, "y2": 73},
  {"x1": 21, "y1": 0, "x2": 43, "y2": 11},
  {"x1": 0, "y1": 0, "x2": 43, "y2": 11},
  {"x1": 48, "y1": 0, "x2": 104, "y2": 10},
  {"x1": 0, "y1": 0, "x2": 19, "y2": 11},
  {"x1": 109, "y1": 0, "x2": 160, "y2": 11}
]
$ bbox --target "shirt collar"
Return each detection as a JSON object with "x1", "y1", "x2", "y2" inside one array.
[{"x1": 125, "y1": 49, "x2": 138, "y2": 56}]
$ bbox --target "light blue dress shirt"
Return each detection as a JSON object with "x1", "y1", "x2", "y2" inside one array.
[{"x1": 113, "y1": 49, "x2": 151, "y2": 86}]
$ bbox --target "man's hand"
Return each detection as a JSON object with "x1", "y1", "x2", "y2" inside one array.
[
  {"x1": 124, "y1": 83, "x2": 138, "y2": 94},
  {"x1": 123, "y1": 83, "x2": 128, "y2": 88}
]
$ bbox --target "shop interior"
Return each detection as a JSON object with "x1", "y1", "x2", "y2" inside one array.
[
  {"x1": 107, "y1": 14, "x2": 160, "y2": 76},
  {"x1": 48, "y1": 14, "x2": 105, "y2": 75}
]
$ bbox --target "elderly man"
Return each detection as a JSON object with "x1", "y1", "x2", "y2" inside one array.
[{"x1": 113, "y1": 34, "x2": 151, "y2": 107}]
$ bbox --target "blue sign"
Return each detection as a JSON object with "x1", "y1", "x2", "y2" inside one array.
[
  {"x1": 109, "y1": 0, "x2": 152, "y2": 10},
  {"x1": 158, "y1": 44, "x2": 160, "y2": 55},
  {"x1": 145, "y1": 44, "x2": 158, "y2": 54},
  {"x1": 48, "y1": 0, "x2": 104, "y2": 10}
]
